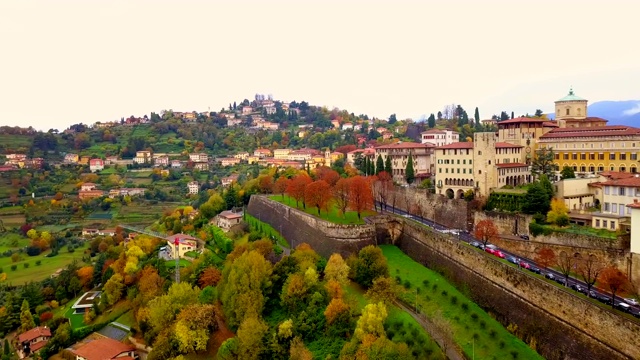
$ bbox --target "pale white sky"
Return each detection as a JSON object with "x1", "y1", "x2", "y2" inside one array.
[{"x1": 1, "y1": 0, "x2": 639, "y2": 131}]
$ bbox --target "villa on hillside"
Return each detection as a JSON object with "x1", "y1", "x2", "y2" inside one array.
[
  {"x1": 71, "y1": 291, "x2": 102, "y2": 314},
  {"x1": 16, "y1": 326, "x2": 51, "y2": 358}
]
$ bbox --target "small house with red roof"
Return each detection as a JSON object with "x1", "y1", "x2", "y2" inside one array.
[
  {"x1": 17, "y1": 326, "x2": 51, "y2": 357},
  {"x1": 70, "y1": 337, "x2": 137, "y2": 360},
  {"x1": 166, "y1": 233, "x2": 202, "y2": 258},
  {"x1": 89, "y1": 158, "x2": 104, "y2": 172},
  {"x1": 216, "y1": 210, "x2": 244, "y2": 231}
]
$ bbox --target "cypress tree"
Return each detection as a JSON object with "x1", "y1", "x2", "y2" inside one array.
[
  {"x1": 474, "y1": 107, "x2": 480, "y2": 126},
  {"x1": 427, "y1": 113, "x2": 436, "y2": 128},
  {"x1": 4, "y1": 338, "x2": 9, "y2": 355},
  {"x1": 363, "y1": 157, "x2": 369, "y2": 175},
  {"x1": 405, "y1": 152, "x2": 415, "y2": 184},
  {"x1": 19, "y1": 300, "x2": 35, "y2": 333},
  {"x1": 368, "y1": 158, "x2": 375, "y2": 176},
  {"x1": 376, "y1": 155, "x2": 384, "y2": 175},
  {"x1": 384, "y1": 155, "x2": 392, "y2": 174}
]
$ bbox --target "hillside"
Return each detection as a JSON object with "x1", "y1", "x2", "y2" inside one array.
[{"x1": 587, "y1": 100, "x2": 640, "y2": 126}]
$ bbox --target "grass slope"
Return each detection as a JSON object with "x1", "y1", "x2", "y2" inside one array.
[
  {"x1": 269, "y1": 195, "x2": 375, "y2": 225},
  {"x1": 0, "y1": 243, "x2": 90, "y2": 284},
  {"x1": 381, "y1": 245, "x2": 543, "y2": 360}
]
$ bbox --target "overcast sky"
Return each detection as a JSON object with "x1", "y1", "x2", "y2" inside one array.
[{"x1": 2, "y1": 0, "x2": 639, "y2": 131}]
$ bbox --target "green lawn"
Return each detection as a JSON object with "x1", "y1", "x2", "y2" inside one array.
[
  {"x1": 269, "y1": 195, "x2": 376, "y2": 225},
  {"x1": 115, "y1": 310, "x2": 136, "y2": 328},
  {"x1": 0, "y1": 134, "x2": 32, "y2": 150},
  {"x1": 0, "y1": 233, "x2": 29, "y2": 252},
  {"x1": 381, "y1": 245, "x2": 543, "y2": 360},
  {"x1": 244, "y1": 213, "x2": 289, "y2": 248},
  {"x1": 64, "y1": 305, "x2": 86, "y2": 330},
  {"x1": 165, "y1": 259, "x2": 191, "y2": 268},
  {"x1": 343, "y1": 282, "x2": 445, "y2": 359},
  {"x1": 0, "y1": 243, "x2": 90, "y2": 284},
  {"x1": 0, "y1": 206, "x2": 24, "y2": 215}
]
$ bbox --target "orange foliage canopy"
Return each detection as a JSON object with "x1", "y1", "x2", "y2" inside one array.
[
  {"x1": 348, "y1": 176, "x2": 374, "y2": 219},
  {"x1": 304, "y1": 180, "x2": 332, "y2": 215},
  {"x1": 473, "y1": 219, "x2": 499, "y2": 246}
]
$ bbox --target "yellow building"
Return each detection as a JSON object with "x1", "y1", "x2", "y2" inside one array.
[
  {"x1": 274, "y1": 149, "x2": 291, "y2": 159},
  {"x1": 166, "y1": 234, "x2": 199, "y2": 258},
  {"x1": 554, "y1": 88, "x2": 607, "y2": 128},
  {"x1": 496, "y1": 117, "x2": 558, "y2": 163}
]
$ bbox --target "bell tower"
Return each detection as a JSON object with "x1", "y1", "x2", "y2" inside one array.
[{"x1": 554, "y1": 87, "x2": 588, "y2": 127}]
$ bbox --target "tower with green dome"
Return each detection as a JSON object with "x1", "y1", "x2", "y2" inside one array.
[{"x1": 554, "y1": 87, "x2": 608, "y2": 128}]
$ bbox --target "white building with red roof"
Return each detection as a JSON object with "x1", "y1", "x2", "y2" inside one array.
[
  {"x1": 166, "y1": 233, "x2": 201, "y2": 258},
  {"x1": 421, "y1": 129, "x2": 459, "y2": 147},
  {"x1": 89, "y1": 158, "x2": 104, "y2": 172},
  {"x1": 374, "y1": 142, "x2": 436, "y2": 184},
  {"x1": 17, "y1": 326, "x2": 51, "y2": 357}
]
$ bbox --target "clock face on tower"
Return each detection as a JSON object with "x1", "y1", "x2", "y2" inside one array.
[{"x1": 525, "y1": 146, "x2": 531, "y2": 154}]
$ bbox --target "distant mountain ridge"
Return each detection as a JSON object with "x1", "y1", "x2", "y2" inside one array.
[{"x1": 549, "y1": 100, "x2": 640, "y2": 126}]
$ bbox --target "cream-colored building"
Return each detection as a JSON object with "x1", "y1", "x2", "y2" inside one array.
[
  {"x1": 166, "y1": 234, "x2": 199, "y2": 258},
  {"x1": 555, "y1": 178, "x2": 598, "y2": 211},
  {"x1": 187, "y1": 181, "x2": 199, "y2": 195},
  {"x1": 554, "y1": 88, "x2": 607, "y2": 128},
  {"x1": 219, "y1": 157, "x2": 241, "y2": 167},
  {"x1": 420, "y1": 129, "x2": 459, "y2": 147},
  {"x1": 134, "y1": 150, "x2": 152, "y2": 164},
  {"x1": 274, "y1": 149, "x2": 291, "y2": 159},
  {"x1": 589, "y1": 174, "x2": 640, "y2": 231},
  {"x1": 496, "y1": 117, "x2": 558, "y2": 163},
  {"x1": 627, "y1": 200, "x2": 640, "y2": 254},
  {"x1": 234, "y1": 152, "x2": 250, "y2": 160},
  {"x1": 374, "y1": 142, "x2": 435, "y2": 184},
  {"x1": 434, "y1": 132, "x2": 529, "y2": 198}
]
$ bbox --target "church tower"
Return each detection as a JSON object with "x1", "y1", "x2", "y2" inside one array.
[{"x1": 554, "y1": 87, "x2": 588, "y2": 127}]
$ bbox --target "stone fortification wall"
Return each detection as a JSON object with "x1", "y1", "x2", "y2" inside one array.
[
  {"x1": 389, "y1": 187, "x2": 471, "y2": 230},
  {"x1": 474, "y1": 211, "x2": 532, "y2": 236},
  {"x1": 246, "y1": 196, "x2": 376, "y2": 258},
  {"x1": 389, "y1": 219, "x2": 640, "y2": 360}
]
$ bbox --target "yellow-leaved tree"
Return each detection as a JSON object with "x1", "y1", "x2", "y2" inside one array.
[{"x1": 547, "y1": 198, "x2": 569, "y2": 226}]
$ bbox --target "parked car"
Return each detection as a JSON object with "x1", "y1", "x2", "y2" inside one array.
[
  {"x1": 545, "y1": 272, "x2": 556, "y2": 280},
  {"x1": 596, "y1": 294, "x2": 612, "y2": 305},
  {"x1": 629, "y1": 307, "x2": 640, "y2": 319},
  {"x1": 527, "y1": 264, "x2": 542, "y2": 274},
  {"x1": 485, "y1": 247, "x2": 496, "y2": 255},
  {"x1": 519, "y1": 234, "x2": 530, "y2": 240},
  {"x1": 615, "y1": 302, "x2": 631, "y2": 313},
  {"x1": 471, "y1": 241, "x2": 482, "y2": 249},
  {"x1": 493, "y1": 250, "x2": 506, "y2": 259},
  {"x1": 588, "y1": 290, "x2": 597, "y2": 298},
  {"x1": 571, "y1": 284, "x2": 585, "y2": 294},
  {"x1": 623, "y1": 298, "x2": 639, "y2": 306},
  {"x1": 519, "y1": 261, "x2": 530, "y2": 270},
  {"x1": 506, "y1": 255, "x2": 518, "y2": 264}
]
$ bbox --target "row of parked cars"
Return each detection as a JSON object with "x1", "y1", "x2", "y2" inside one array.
[{"x1": 470, "y1": 241, "x2": 640, "y2": 319}]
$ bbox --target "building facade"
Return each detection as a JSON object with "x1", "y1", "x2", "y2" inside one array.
[
  {"x1": 420, "y1": 129, "x2": 459, "y2": 147},
  {"x1": 374, "y1": 142, "x2": 435, "y2": 184}
]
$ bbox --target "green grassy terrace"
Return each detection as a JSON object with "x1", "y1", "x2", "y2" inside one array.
[
  {"x1": 268, "y1": 195, "x2": 376, "y2": 225},
  {"x1": 381, "y1": 245, "x2": 543, "y2": 360}
]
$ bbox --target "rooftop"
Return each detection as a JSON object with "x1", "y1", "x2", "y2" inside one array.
[
  {"x1": 72, "y1": 338, "x2": 135, "y2": 360},
  {"x1": 599, "y1": 175, "x2": 640, "y2": 188},
  {"x1": 496, "y1": 163, "x2": 528, "y2": 168},
  {"x1": 627, "y1": 199, "x2": 640, "y2": 209},
  {"x1": 18, "y1": 327, "x2": 51, "y2": 343},
  {"x1": 437, "y1": 142, "x2": 473, "y2": 149},
  {"x1": 497, "y1": 117, "x2": 550, "y2": 125},
  {"x1": 219, "y1": 210, "x2": 243, "y2": 219},
  {"x1": 72, "y1": 291, "x2": 102, "y2": 309},
  {"x1": 556, "y1": 87, "x2": 587, "y2": 102},
  {"x1": 539, "y1": 125, "x2": 640, "y2": 139},
  {"x1": 376, "y1": 142, "x2": 436, "y2": 149}
]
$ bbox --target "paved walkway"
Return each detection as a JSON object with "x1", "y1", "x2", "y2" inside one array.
[{"x1": 394, "y1": 299, "x2": 466, "y2": 360}]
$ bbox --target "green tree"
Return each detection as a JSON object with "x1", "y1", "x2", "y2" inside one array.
[
  {"x1": 474, "y1": 107, "x2": 480, "y2": 126},
  {"x1": 217, "y1": 337, "x2": 239, "y2": 360},
  {"x1": 352, "y1": 246, "x2": 389, "y2": 288},
  {"x1": 174, "y1": 304, "x2": 217, "y2": 353},
  {"x1": 19, "y1": 299, "x2": 36, "y2": 332},
  {"x1": 427, "y1": 113, "x2": 436, "y2": 128},
  {"x1": 146, "y1": 282, "x2": 201, "y2": 338},
  {"x1": 375, "y1": 155, "x2": 384, "y2": 175},
  {"x1": 103, "y1": 273, "x2": 125, "y2": 306},
  {"x1": 4, "y1": 338, "x2": 9, "y2": 356},
  {"x1": 531, "y1": 147, "x2": 555, "y2": 180},
  {"x1": 405, "y1": 152, "x2": 415, "y2": 184},
  {"x1": 324, "y1": 253, "x2": 350, "y2": 285},
  {"x1": 384, "y1": 155, "x2": 392, "y2": 174},
  {"x1": 237, "y1": 316, "x2": 268, "y2": 360},
  {"x1": 560, "y1": 166, "x2": 576, "y2": 180},
  {"x1": 522, "y1": 181, "x2": 552, "y2": 215},
  {"x1": 354, "y1": 302, "x2": 387, "y2": 341},
  {"x1": 388, "y1": 114, "x2": 397, "y2": 124}
]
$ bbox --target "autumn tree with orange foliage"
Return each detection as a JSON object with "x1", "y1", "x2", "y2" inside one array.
[
  {"x1": 137, "y1": 265, "x2": 165, "y2": 304},
  {"x1": 333, "y1": 177, "x2": 351, "y2": 217},
  {"x1": 335, "y1": 144, "x2": 357, "y2": 156},
  {"x1": 304, "y1": 180, "x2": 332, "y2": 215},
  {"x1": 77, "y1": 266, "x2": 94, "y2": 290},
  {"x1": 314, "y1": 166, "x2": 340, "y2": 186},
  {"x1": 273, "y1": 176, "x2": 289, "y2": 200},
  {"x1": 599, "y1": 266, "x2": 630, "y2": 307},
  {"x1": 198, "y1": 267, "x2": 222, "y2": 288},
  {"x1": 349, "y1": 176, "x2": 374, "y2": 219},
  {"x1": 474, "y1": 219, "x2": 499, "y2": 247},
  {"x1": 535, "y1": 247, "x2": 556, "y2": 270},
  {"x1": 258, "y1": 175, "x2": 274, "y2": 194},
  {"x1": 286, "y1": 174, "x2": 312, "y2": 208}
]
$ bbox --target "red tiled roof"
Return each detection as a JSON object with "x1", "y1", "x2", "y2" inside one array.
[
  {"x1": 627, "y1": 200, "x2": 640, "y2": 209},
  {"x1": 437, "y1": 142, "x2": 473, "y2": 149},
  {"x1": 421, "y1": 129, "x2": 456, "y2": 134},
  {"x1": 18, "y1": 327, "x2": 51, "y2": 343},
  {"x1": 29, "y1": 340, "x2": 49, "y2": 352},
  {"x1": 598, "y1": 176, "x2": 640, "y2": 188},
  {"x1": 599, "y1": 171, "x2": 637, "y2": 180},
  {"x1": 562, "y1": 116, "x2": 608, "y2": 123},
  {"x1": 72, "y1": 338, "x2": 135, "y2": 360},
  {"x1": 376, "y1": 142, "x2": 435, "y2": 149},
  {"x1": 540, "y1": 125, "x2": 640, "y2": 139},
  {"x1": 497, "y1": 117, "x2": 549, "y2": 125},
  {"x1": 496, "y1": 163, "x2": 528, "y2": 168},
  {"x1": 219, "y1": 210, "x2": 242, "y2": 219},
  {"x1": 543, "y1": 121, "x2": 559, "y2": 127},
  {"x1": 495, "y1": 142, "x2": 523, "y2": 148}
]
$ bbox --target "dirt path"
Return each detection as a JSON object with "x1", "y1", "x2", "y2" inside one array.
[{"x1": 394, "y1": 299, "x2": 466, "y2": 360}]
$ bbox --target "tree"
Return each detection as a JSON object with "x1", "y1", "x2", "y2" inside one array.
[
  {"x1": 352, "y1": 246, "x2": 389, "y2": 288},
  {"x1": 577, "y1": 254, "x2": 604, "y2": 295},
  {"x1": 427, "y1": 113, "x2": 436, "y2": 128},
  {"x1": 174, "y1": 304, "x2": 217, "y2": 353},
  {"x1": 304, "y1": 180, "x2": 332, "y2": 215},
  {"x1": 286, "y1": 174, "x2": 312, "y2": 208},
  {"x1": 146, "y1": 282, "x2": 201, "y2": 337},
  {"x1": 522, "y1": 181, "x2": 552, "y2": 215},
  {"x1": 237, "y1": 316, "x2": 268, "y2": 360},
  {"x1": 198, "y1": 266, "x2": 222, "y2": 288},
  {"x1": 384, "y1": 156, "x2": 392, "y2": 174},
  {"x1": 19, "y1": 299, "x2": 36, "y2": 332},
  {"x1": 556, "y1": 251, "x2": 576, "y2": 285},
  {"x1": 388, "y1": 114, "x2": 397, "y2": 124},
  {"x1": 324, "y1": 253, "x2": 350, "y2": 285},
  {"x1": 77, "y1": 266, "x2": 94, "y2": 290},
  {"x1": 560, "y1": 166, "x2": 576, "y2": 180},
  {"x1": 547, "y1": 198, "x2": 569, "y2": 226},
  {"x1": 474, "y1": 219, "x2": 498, "y2": 247},
  {"x1": 531, "y1": 147, "x2": 555, "y2": 180},
  {"x1": 314, "y1": 166, "x2": 340, "y2": 186},
  {"x1": 258, "y1": 175, "x2": 274, "y2": 194},
  {"x1": 349, "y1": 176, "x2": 374, "y2": 219},
  {"x1": 599, "y1": 266, "x2": 630, "y2": 307},
  {"x1": 474, "y1": 107, "x2": 480, "y2": 126},
  {"x1": 405, "y1": 152, "x2": 415, "y2": 184},
  {"x1": 289, "y1": 337, "x2": 313, "y2": 360},
  {"x1": 137, "y1": 266, "x2": 165, "y2": 304},
  {"x1": 333, "y1": 178, "x2": 351, "y2": 217},
  {"x1": 103, "y1": 273, "x2": 125, "y2": 305},
  {"x1": 375, "y1": 155, "x2": 384, "y2": 175},
  {"x1": 535, "y1": 248, "x2": 556, "y2": 270},
  {"x1": 365, "y1": 276, "x2": 396, "y2": 305},
  {"x1": 273, "y1": 176, "x2": 289, "y2": 200},
  {"x1": 354, "y1": 302, "x2": 387, "y2": 341}
]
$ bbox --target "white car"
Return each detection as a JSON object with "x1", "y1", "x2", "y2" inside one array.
[{"x1": 624, "y1": 298, "x2": 639, "y2": 306}]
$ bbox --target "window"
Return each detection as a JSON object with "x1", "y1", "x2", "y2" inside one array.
[
  {"x1": 603, "y1": 220, "x2": 608, "y2": 228},
  {"x1": 612, "y1": 187, "x2": 617, "y2": 196},
  {"x1": 619, "y1": 187, "x2": 626, "y2": 196},
  {"x1": 478, "y1": 151, "x2": 482, "y2": 155},
  {"x1": 563, "y1": 153, "x2": 569, "y2": 160},
  {"x1": 611, "y1": 221, "x2": 616, "y2": 230},
  {"x1": 457, "y1": 168, "x2": 460, "y2": 173},
  {"x1": 439, "y1": 168, "x2": 442, "y2": 173},
  {"x1": 463, "y1": 159, "x2": 466, "y2": 164},
  {"x1": 610, "y1": 153, "x2": 616, "y2": 160},
  {"x1": 595, "y1": 219, "x2": 600, "y2": 227},
  {"x1": 572, "y1": 153, "x2": 577, "y2": 160},
  {"x1": 621, "y1": 153, "x2": 627, "y2": 160},
  {"x1": 566, "y1": 109, "x2": 570, "y2": 115},
  {"x1": 598, "y1": 153, "x2": 604, "y2": 160},
  {"x1": 580, "y1": 153, "x2": 586, "y2": 160},
  {"x1": 469, "y1": 160, "x2": 473, "y2": 164},
  {"x1": 612, "y1": 204, "x2": 618, "y2": 213},
  {"x1": 457, "y1": 159, "x2": 460, "y2": 164},
  {"x1": 604, "y1": 186, "x2": 610, "y2": 195},
  {"x1": 604, "y1": 202, "x2": 610, "y2": 211},
  {"x1": 632, "y1": 153, "x2": 638, "y2": 161},
  {"x1": 555, "y1": 154, "x2": 560, "y2": 160},
  {"x1": 479, "y1": 170, "x2": 482, "y2": 174}
]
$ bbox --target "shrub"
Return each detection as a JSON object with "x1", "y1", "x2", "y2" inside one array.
[
  {"x1": 461, "y1": 303, "x2": 469, "y2": 311},
  {"x1": 395, "y1": 275, "x2": 402, "y2": 284},
  {"x1": 11, "y1": 265, "x2": 17, "y2": 271},
  {"x1": 416, "y1": 287, "x2": 421, "y2": 294},
  {"x1": 450, "y1": 295, "x2": 458, "y2": 305},
  {"x1": 510, "y1": 350, "x2": 519, "y2": 359},
  {"x1": 35, "y1": 260, "x2": 42, "y2": 266},
  {"x1": 499, "y1": 341, "x2": 505, "y2": 349},
  {"x1": 422, "y1": 279, "x2": 429, "y2": 287},
  {"x1": 403, "y1": 280, "x2": 411, "y2": 289},
  {"x1": 472, "y1": 332, "x2": 479, "y2": 340},
  {"x1": 432, "y1": 284, "x2": 438, "y2": 291},
  {"x1": 0, "y1": 267, "x2": 2, "y2": 273},
  {"x1": 441, "y1": 290, "x2": 448, "y2": 297},
  {"x1": 470, "y1": 313, "x2": 478, "y2": 321},
  {"x1": 479, "y1": 320, "x2": 486, "y2": 329},
  {"x1": 489, "y1": 329, "x2": 497, "y2": 338},
  {"x1": 23, "y1": 263, "x2": 30, "y2": 268}
]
